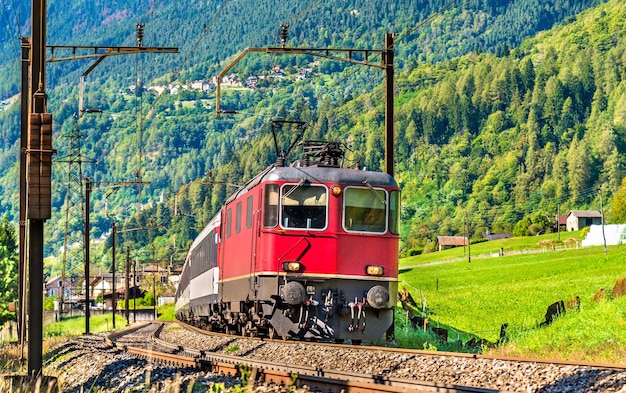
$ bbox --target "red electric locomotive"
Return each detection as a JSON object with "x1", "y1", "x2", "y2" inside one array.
[{"x1": 175, "y1": 136, "x2": 400, "y2": 343}]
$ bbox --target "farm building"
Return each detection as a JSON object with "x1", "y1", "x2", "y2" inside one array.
[
  {"x1": 436, "y1": 236, "x2": 469, "y2": 252},
  {"x1": 566, "y1": 210, "x2": 603, "y2": 231}
]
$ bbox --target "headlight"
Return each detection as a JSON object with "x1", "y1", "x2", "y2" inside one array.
[
  {"x1": 366, "y1": 265, "x2": 384, "y2": 276},
  {"x1": 367, "y1": 285, "x2": 390, "y2": 309},
  {"x1": 283, "y1": 261, "x2": 303, "y2": 272}
]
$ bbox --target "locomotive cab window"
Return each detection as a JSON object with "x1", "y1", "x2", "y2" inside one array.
[
  {"x1": 343, "y1": 187, "x2": 387, "y2": 233},
  {"x1": 389, "y1": 190, "x2": 400, "y2": 235},
  {"x1": 281, "y1": 184, "x2": 327, "y2": 230},
  {"x1": 263, "y1": 184, "x2": 279, "y2": 228}
]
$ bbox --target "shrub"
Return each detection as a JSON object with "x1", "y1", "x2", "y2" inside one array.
[{"x1": 408, "y1": 248, "x2": 423, "y2": 256}]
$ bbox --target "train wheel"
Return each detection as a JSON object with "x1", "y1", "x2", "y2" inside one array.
[
  {"x1": 241, "y1": 326, "x2": 247, "y2": 337},
  {"x1": 351, "y1": 339, "x2": 362, "y2": 345},
  {"x1": 268, "y1": 327, "x2": 277, "y2": 340},
  {"x1": 334, "y1": 338, "x2": 344, "y2": 344}
]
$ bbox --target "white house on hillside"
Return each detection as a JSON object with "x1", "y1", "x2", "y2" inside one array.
[{"x1": 566, "y1": 210, "x2": 603, "y2": 231}]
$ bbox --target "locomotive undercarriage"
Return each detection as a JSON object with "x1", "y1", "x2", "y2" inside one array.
[{"x1": 183, "y1": 277, "x2": 397, "y2": 343}]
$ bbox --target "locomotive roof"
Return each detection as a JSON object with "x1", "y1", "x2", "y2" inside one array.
[
  {"x1": 265, "y1": 165, "x2": 397, "y2": 186},
  {"x1": 226, "y1": 164, "x2": 398, "y2": 204}
]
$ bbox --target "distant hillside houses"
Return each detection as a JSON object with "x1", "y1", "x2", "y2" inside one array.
[
  {"x1": 144, "y1": 80, "x2": 216, "y2": 96},
  {"x1": 0, "y1": 97, "x2": 18, "y2": 112},
  {"x1": 128, "y1": 62, "x2": 317, "y2": 96}
]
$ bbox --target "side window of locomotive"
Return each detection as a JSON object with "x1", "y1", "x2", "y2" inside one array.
[
  {"x1": 389, "y1": 190, "x2": 400, "y2": 235},
  {"x1": 343, "y1": 187, "x2": 387, "y2": 233},
  {"x1": 281, "y1": 184, "x2": 327, "y2": 230},
  {"x1": 246, "y1": 195, "x2": 253, "y2": 229},
  {"x1": 263, "y1": 184, "x2": 279, "y2": 228},
  {"x1": 226, "y1": 208, "x2": 232, "y2": 238},
  {"x1": 235, "y1": 201, "x2": 242, "y2": 234}
]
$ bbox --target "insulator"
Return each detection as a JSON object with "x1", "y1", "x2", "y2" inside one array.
[
  {"x1": 136, "y1": 23, "x2": 145, "y2": 47},
  {"x1": 280, "y1": 24, "x2": 289, "y2": 48}
]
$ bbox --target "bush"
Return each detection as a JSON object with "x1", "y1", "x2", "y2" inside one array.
[
  {"x1": 408, "y1": 248, "x2": 423, "y2": 256},
  {"x1": 143, "y1": 293, "x2": 155, "y2": 307},
  {"x1": 580, "y1": 226, "x2": 591, "y2": 239}
]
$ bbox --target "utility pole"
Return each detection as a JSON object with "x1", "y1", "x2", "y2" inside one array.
[
  {"x1": 20, "y1": 3, "x2": 177, "y2": 375},
  {"x1": 152, "y1": 246, "x2": 156, "y2": 319},
  {"x1": 383, "y1": 33, "x2": 394, "y2": 177},
  {"x1": 463, "y1": 212, "x2": 472, "y2": 263},
  {"x1": 600, "y1": 186, "x2": 607, "y2": 255},
  {"x1": 133, "y1": 259, "x2": 137, "y2": 323},
  {"x1": 557, "y1": 203, "x2": 561, "y2": 241},
  {"x1": 125, "y1": 245, "x2": 130, "y2": 325},
  {"x1": 111, "y1": 221, "x2": 117, "y2": 329},
  {"x1": 27, "y1": 0, "x2": 51, "y2": 376},
  {"x1": 18, "y1": 37, "x2": 29, "y2": 361},
  {"x1": 84, "y1": 177, "x2": 91, "y2": 333},
  {"x1": 215, "y1": 29, "x2": 396, "y2": 177}
]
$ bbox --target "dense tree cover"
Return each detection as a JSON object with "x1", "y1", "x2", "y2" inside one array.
[
  {"x1": 0, "y1": 0, "x2": 624, "y2": 274},
  {"x1": 0, "y1": 0, "x2": 603, "y2": 98},
  {"x1": 389, "y1": 0, "x2": 626, "y2": 253},
  {"x1": 608, "y1": 177, "x2": 626, "y2": 223},
  {"x1": 0, "y1": 216, "x2": 18, "y2": 324}
]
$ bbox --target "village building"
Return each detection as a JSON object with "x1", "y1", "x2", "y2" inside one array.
[
  {"x1": 566, "y1": 210, "x2": 603, "y2": 231},
  {"x1": 436, "y1": 236, "x2": 469, "y2": 252}
]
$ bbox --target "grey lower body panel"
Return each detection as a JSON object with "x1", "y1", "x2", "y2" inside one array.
[{"x1": 220, "y1": 275, "x2": 398, "y2": 341}]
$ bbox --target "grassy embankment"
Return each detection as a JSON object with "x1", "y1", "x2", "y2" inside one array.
[{"x1": 395, "y1": 231, "x2": 626, "y2": 364}]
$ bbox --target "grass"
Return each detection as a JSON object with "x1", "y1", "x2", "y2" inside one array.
[
  {"x1": 398, "y1": 232, "x2": 626, "y2": 363},
  {"x1": 401, "y1": 230, "x2": 584, "y2": 266},
  {"x1": 157, "y1": 303, "x2": 175, "y2": 321},
  {"x1": 44, "y1": 313, "x2": 128, "y2": 338}
]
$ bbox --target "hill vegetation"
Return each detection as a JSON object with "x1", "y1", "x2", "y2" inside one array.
[
  {"x1": 0, "y1": 0, "x2": 624, "y2": 273},
  {"x1": 0, "y1": 0, "x2": 604, "y2": 97}
]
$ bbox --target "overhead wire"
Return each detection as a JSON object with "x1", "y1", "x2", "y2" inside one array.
[
  {"x1": 394, "y1": 0, "x2": 476, "y2": 48},
  {"x1": 283, "y1": 0, "x2": 324, "y2": 27},
  {"x1": 0, "y1": 0, "x2": 19, "y2": 55},
  {"x1": 12, "y1": 0, "x2": 20, "y2": 37},
  {"x1": 142, "y1": 0, "x2": 232, "y2": 119}
]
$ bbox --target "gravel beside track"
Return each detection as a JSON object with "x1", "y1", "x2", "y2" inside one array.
[
  {"x1": 43, "y1": 324, "x2": 309, "y2": 392},
  {"x1": 160, "y1": 324, "x2": 626, "y2": 393}
]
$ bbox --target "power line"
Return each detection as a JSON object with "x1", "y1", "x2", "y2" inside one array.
[
  {"x1": 142, "y1": 0, "x2": 232, "y2": 119},
  {"x1": 394, "y1": 0, "x2": 476, "y2": 48},
  {"x1": 0, "y1": 0, "x2": 19, "y2": 55}
]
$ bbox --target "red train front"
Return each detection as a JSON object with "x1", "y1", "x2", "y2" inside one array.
[{"x1": 176, "y1": 141, "x2": 399, "y2": 343}]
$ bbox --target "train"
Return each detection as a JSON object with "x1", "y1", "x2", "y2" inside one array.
[{"x1": 174, "y1": 136, "x2": 399, "y2": 343}]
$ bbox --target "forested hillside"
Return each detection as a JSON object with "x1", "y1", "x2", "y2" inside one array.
[
  {"x1": 394, "y1": 0, "x2": 626, "y2": 252},
  {"x1": 0, "y1": 0, "x2": 604, "y2": 97},
  {"x1": 0, "y1": 0, "x2": 622, "y2": 274}
]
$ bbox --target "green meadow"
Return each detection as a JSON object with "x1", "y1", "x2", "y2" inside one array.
[{"x1": 397, "y1": 232, "x2": 626, "y2": 363}]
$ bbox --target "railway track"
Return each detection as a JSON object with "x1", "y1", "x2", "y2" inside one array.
[
  {"x1": 107, "y1": 322, "x2": 503, "y2": 392},
  {"x1": 158, "y1": 321, "x2": 626, "y2": 392}
]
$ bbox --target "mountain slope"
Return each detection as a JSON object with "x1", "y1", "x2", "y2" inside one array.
[{"x1": 0, "y1": 0, "x2": 619, "y2": 267}]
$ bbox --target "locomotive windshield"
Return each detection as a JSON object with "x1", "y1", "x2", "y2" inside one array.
[
  {"x1": 280, "y1": 184, "x2": 328, "y2": 229},
  {"x1": 344, "y1": 187, "x2": 387, "y2": 233}
]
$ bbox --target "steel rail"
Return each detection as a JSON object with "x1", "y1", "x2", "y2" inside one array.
[
  {"x1": 176, "y1": 320, "x2": 626, "y2": 371},
  {"x1": 151, "y1": 324, "x2": 500, "y2": 393},
  {"x1": 107, "y1": 323, "x2": 500, "y2": 393}
]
